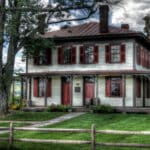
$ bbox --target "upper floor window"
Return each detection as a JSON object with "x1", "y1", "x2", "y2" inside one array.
[
  {"x1": 34, "y1": 49, "x2": 51, "y2": 65},
  {"x1": 33, "y1": 78, "x2": 51, "y2": 97},
  {"x1": 105, "y1": 44, "x2": 125, "y2": 63},
  {"x1": 80, "y1": 45, "x2": 98, "y2": 64},
  {"x1": 106, "y1": 77, "x2": 123, "y2": 97},
  {"x1": 58, "y1": 46, "x2": 76, "y2": 64}
]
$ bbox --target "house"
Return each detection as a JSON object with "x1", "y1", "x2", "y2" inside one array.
[{"x1": 21, "y1": 5, "x2": 150, "y2": 108}]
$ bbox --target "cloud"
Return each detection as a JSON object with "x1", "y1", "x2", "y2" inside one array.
[{"x1": 112, "y1": 0, "x2": 150, "y2": 32}]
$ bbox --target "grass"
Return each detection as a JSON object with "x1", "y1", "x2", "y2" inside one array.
[
  {"x1": 0, "y1": 111, "x2": 67, "y2": 121},
  {"x1": 0, "y1": 113, "x2": 150, "y2": 150},
  {"x1": 0, "y1": 122, "x2": 31, "y2": 127}
]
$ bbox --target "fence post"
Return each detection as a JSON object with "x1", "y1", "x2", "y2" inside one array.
[
  {"x1": 9, "y1": 122, "x2": 14, "y2": 146},
  {"x1": 91, "y1": 124, "x2": 96, "y2": 150}
]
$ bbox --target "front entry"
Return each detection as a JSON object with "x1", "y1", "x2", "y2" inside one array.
[
  {"x1": 84, "y1": 76, "x2": 95, "y2": 105},
  {"x1": 62, "y1": 76, "x2": 71, "y2": 105}
]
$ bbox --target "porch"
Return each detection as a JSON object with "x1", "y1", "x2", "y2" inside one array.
[{"x1": 22, "y1": 106, "x2": 150, "y2": 114}]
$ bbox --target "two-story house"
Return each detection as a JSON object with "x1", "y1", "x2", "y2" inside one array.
[{"x1": 21, "y1": 5, "x2": 150, "y2": 108}]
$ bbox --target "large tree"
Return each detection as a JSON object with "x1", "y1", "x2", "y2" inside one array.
[{"x1": 0, "y1": 0, "x2": 122, "y2": 116}]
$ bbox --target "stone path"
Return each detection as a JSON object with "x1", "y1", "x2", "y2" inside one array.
[
  {"x1": 0, "y1": 112, "x2": 85, "y2": 134},
  {"x1": 28, "y1": 112, "x2": 85, "y2": 128}
]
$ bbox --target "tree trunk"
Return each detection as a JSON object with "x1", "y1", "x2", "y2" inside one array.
[{"x1": 0, "y1": 0, "x2": 7, "y2": 116}]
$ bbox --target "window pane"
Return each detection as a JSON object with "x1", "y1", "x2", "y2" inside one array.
[
  {"x1": 64, "y1": 47, "x2": 71, "y2": 64},
  {"x1": 39, "y1": 79, "x2": 45, "y2": 97},
  {"x1": 85, "y1": 46, "x2": 94, "y2": 64},
  {"x1": 111, "y1": 77, "x2": 121, "y2": 96},
  {"x1": 111, "y1": 45, "x2": 120, "y2": 63}
]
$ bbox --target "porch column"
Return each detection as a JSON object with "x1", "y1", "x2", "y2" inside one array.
[
  {"x1": 142, "y1": 76, "x2": 146, "y2": 107},
  {"x1": 28, "y1": 78, "x2": 32, "y2": 107},
  {"x1": 70, "y1": 75, "x2": 73, "y2": 106},
  {"x1": 133, "y1": 75, "x2": 136, "y2": 107},
  {"x1": 20, "y1": 77, "x2": 24, "y2": 110},
  {"x1": 44, "y1": 77, "x2": 47, "y2": 107},
  {"x1": 95, "y1": 75, "x2": 99, "y2": 105},
  {"x1": 122, "y1": 74, "x2": 126, "y2": 108}
]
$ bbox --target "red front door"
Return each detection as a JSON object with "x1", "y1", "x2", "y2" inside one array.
[
  {"x1": 84, "y1": 82, "x2": 95, "y2": 105},
  {"x1": 62, "y1": 77, "x2": 71, "y2": 105}
]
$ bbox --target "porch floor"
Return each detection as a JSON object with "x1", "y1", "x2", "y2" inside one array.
[{"x1": 22, "y1": 106, "x2": 150, "y2": 113}]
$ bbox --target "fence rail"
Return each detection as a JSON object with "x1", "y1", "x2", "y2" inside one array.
[{"x1": 0, "y1": 122, "x2": 150, "y2": 150}]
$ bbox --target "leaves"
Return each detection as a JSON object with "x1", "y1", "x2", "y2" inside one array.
[{"x1": 23, "y1": 37, "x2": 55, "y2": 58}]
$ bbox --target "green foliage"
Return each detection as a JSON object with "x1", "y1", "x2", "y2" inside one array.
[
  {"x1": 46, "y1": 104, "x2": 71, "y2": 112},
  {"x1": 91, "y1": 105, "x2": 116, "y2": 113},
  {"x1": 24, "y1": 37, "x2": 55, "y2": 58},
  {"x1": 8, "y1": 97, "x2": 26, "y2": 110}
]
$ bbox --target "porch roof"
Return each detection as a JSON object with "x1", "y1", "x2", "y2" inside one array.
[{"x1": 20, "y1": 70, "x2": 150, "y2": 77}]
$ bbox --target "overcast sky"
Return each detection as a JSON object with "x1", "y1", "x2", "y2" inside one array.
[
  {"x1": 14, "y1": 0, "x2": 150, "y2": 72},
  {"x1": 111, "y1": 0, "x2": 150, "y2": 31}
]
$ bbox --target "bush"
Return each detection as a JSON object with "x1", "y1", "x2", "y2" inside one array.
[
  {"x1": 92, "y1": 105, "x2": 116, "y2": 113},
  {"x1": 9, "y1": 103, "x2": 20, "y2": 110},
  {"x1": 46, "y1": 104, "x2": 71, "y2": 112}
]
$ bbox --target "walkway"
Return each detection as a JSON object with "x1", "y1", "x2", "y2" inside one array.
[
  {"x1": 28, "y1": 112, "x2": 85, "y2": 128},
  {"x1": 0, "y1": 112, "x2": 85, "y2": 134}
]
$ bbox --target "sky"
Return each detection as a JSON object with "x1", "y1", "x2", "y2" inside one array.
[{"x1": 14, "y1": 0, "x2": 150, "y2": 72}]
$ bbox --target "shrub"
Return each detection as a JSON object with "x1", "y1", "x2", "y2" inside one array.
[
  {"x1": 46, "y1": 104, "x2": 71, "y2": 112},
  {"x1": 92, "y1": 105, "x2": 116, "y2": 113},
  {"x1": 9, "y1": 103, "x2": 20, "y2": 110}
]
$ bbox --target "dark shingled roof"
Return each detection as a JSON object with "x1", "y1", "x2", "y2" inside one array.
[{"x1": 43, "y1": 22, "x2": 137, "y2": 38}]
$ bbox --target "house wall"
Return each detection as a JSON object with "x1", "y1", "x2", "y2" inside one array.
[
  {"x1": 27, "y1": 75, "x2": 134, "y2": 107},
  {"x1": 28, "y1": 40, "x2": 134, "y2": 73},
  {"x1": 30, "y1": 76, "x2": 61, "y2": 106},
  {"x1": 98, "y1": 76, "x2": 134, "y2": 107}
]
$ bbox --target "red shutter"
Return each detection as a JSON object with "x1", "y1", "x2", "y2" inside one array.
[
  {"x1": 105, "y1": 45, "x2": 111, "y2": 63},
  {"x1": 137, "y1": 46, "x2": 140, "y2": 65},
  {"x1": 94, "y1": 45, "x2": 99, "y2": 63},
  {"x1": 106, "y1": 77, "x2": 111, "y2": 97},
  {"x1": 34, "y1": 78, "x2": 39, "y2": 97},
  {"x1": 46, "y1": 78, "x2": 51, "y2": 97},
  {"x1": 46, "y1": 49, "x2": 51, "y2": 65},
  {"x1": 34, "y1": 51, "x2": 39, "y2": 65},
  {"x1": 58, "y1": 47, "x2": 63, "y2": 64},
  {"x1": 80, "y1": 46, "x2": 85, "y2": 64},
  {"x1": 71, "y1": 46, "x2": 76, "y2": 64},
  {"x1": 141, "y1": 49, "x2": 144, "y2": 66},
  {"x1": 120, "y1": 44, "x2": 126, "y2": 63}
]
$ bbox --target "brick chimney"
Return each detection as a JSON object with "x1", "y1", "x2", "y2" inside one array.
[
  {"x1": 100, "y1": 5, "x2": 109, "y2": 33},
  {"x1": 121, "y1": 24, "x2": 129, "y2": 30}
]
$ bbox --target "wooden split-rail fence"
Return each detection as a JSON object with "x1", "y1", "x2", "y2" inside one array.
[{"x1": 0, "y1": 122, "x2": 150, "y2": 150}]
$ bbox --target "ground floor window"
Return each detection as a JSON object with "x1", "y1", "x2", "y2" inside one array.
[
  {"x1": 106, "y1": 77, "x2": 123, "y2": 97},
  {"x1": 33, "y1": 78, "x2": 51, "y2": 97}
]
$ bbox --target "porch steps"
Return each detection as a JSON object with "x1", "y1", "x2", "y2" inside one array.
[
  {"x1": 22, "y1": 107, "x2": 46, "y2": 112},
  {"x1": 72, "y1": 107, "x2": 90, "y2": 112},
  {"x1": 115, "y1": 107, "x2": 150, "y2": 114}
]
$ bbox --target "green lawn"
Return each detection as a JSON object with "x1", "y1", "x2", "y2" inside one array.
[
  {"x1": 0, "y1": 111, "x2": 67, "y2": 121},
  {"x1": 0, "y1": 113, "x2": 150, "y2": 150},
  {"x1": 0, "y1": 122, "x2": 31, "y2": 127}
]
